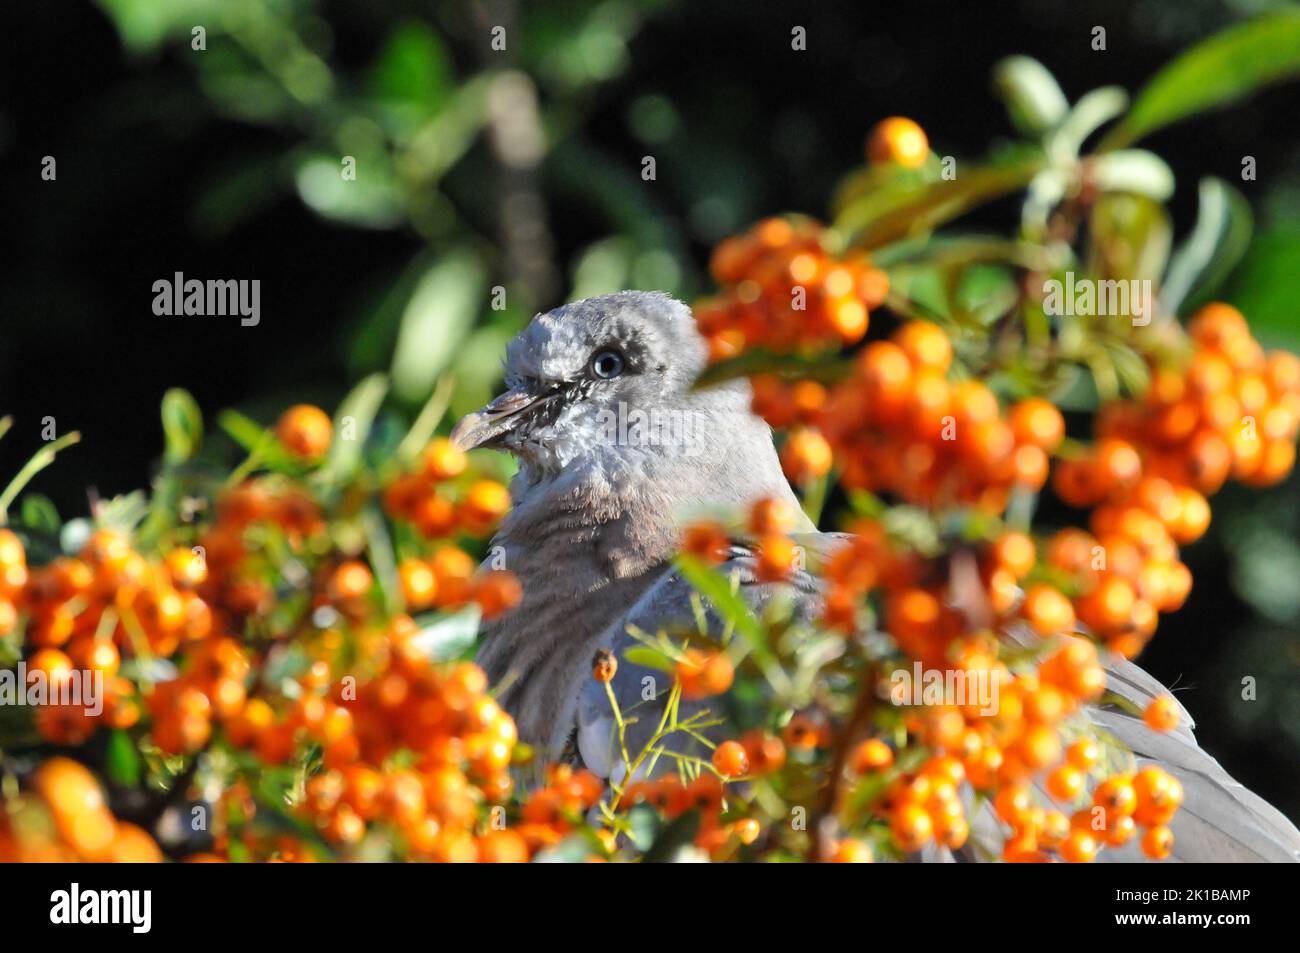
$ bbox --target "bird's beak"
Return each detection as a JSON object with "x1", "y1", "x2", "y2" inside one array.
[{"x1": 450, "y1": 388, "x2": 548, "y2": 451}]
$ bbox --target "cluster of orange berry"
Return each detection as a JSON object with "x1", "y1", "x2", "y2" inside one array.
[
  {"x1": 1058, "y1": 305, "x2": 1299, "y2": 506},
  {"x1": 695, "y1": 218, "x2": 890, "y2": 361},
  {"x1": 285, "y1": 655, "x2": 527, "y2": 862},
  {"x1": 1044, "y1": 303, "x2": 1300, "y2": 656},
  {"x1": 0, "y1": 757, "x2": 162, "y2": 862},
  {"x1": 1, "y1": 400, "x2": 527, "y2": 862},
  {"x1": 384, "y1": 436, "x2": 512, "y2": 540},
  {"x1": 757, "y1": 321, "x2": 1063, "y2": 506}
]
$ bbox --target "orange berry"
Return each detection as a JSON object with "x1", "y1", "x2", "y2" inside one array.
[
  {"x1": 460, "y1": 480, "x2": 511, "y2": 530},
  {"x1": 895, "y1": 321, "x2": 952, "y2": 372},
  {"x1": 1170, "y1": 487, "x2": 1210, "y2": 544},
  {"x1": 740, "y1": 730, "x2": 787, "y2": 774},
  {"x1": 472, "y1": 570, "x2": 523, "y2": 619},
  {"x1": 1065, "y1": 739, "x2": 1100, "y2": 771},
  {"x1": 890, "y1": 802, "x2": 934, "y2": 852},
  {"x1": 780, "y1": 428, "x2": 833, "y2": 483},
  {"x1": 1141, "y1": 825, "x2": 1174, "y2": 860},
  {"x1": 1046, "y1": 765, "x2": 1085, "y2": 802},
  {"x1": 327, "y1": 560, "x2": 372, "y2": 603},
  {"x1": 850, "y1": 738, "x2": 894, "y2": 774},
  {"x1": 782, "y1": 712, "x2": 825, "y2": 751},
  {"x1": 397, "y1": 558, "x2": 437, "y2": 610},
  {"x1": 681, "y1": 521, "x2": 731, "y2": 564},
  {"x1": 422, "y1": 437, "x2": 468, "y2": 481},
  {"x1": 712, "y1": 740, "x2": 750, "y2": 778},
  {"x1": 867, "y1": 117, "x2": 929, "y2": 169},
  {"x1": 830, "y1": 838, "x2": 874, "y2": 862},
  {"x1": 477, "y1": 829, "x2": 529, "y2": 863},
  {"x1": 591, "y1": 648, "x2": 617, "y2": 684},
  {"x1": 991, "y1": 531, "x2": 1036, "y2": 579},
  {"x1": 675, "y1": 649, "x2": 734, "y2": 700},
  {"x1": 749, "y1": 497, "x2": 798, "y2": 536},
  {"x1": 1059, "y1": 829, "x2": 1099, "y2": 863},
  {"x1": 1010, "y1": 398, "x2": 1066, "y2": 453},
  {"x1": 430, "y1": 547, "x2": 476, "y2": 607},
  {"x1": 276, "y1": 404, "x2": 332, "y2": 461},
  {"x1": 1143, "y1": 695, "x2": 1180, "y2": 732},
  {"x1": 1093, "y1": 776, "x2": 1138, "y2": 817},
  {"x1": 1188, "y1": 302, "x2": 1248, "y2": 349},
  {"x1": 755, "y1": 533, "x2": 798, "y2": 582},
  {"x1": 1023, "y1": 584, "x2": 1075, "y2": 637}
]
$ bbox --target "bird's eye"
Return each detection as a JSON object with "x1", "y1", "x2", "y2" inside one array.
[{"x1": 590, "y1": 349, "x2": 625, "y2": 380}]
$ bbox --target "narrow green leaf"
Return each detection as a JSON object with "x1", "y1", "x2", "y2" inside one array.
[
  {"x1": 622, "y1": 645, "x2": 675, "y2": 673},
  {"x1": 412, "y1": 605, "x2": 482, "y2": 661},
  {"x1": 673, "y1": 555, "x2": 775, "y2": 668},
  {"x1": 1102, "y1": 11, "x2": 1300, "y2": 150},
  {"x1": 106, "y1": 729, "x2": 142, "y2": 787}
]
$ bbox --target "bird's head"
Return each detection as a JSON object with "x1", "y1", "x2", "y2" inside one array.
[{"x1": 451, "y1": 292, "x2": 745, "y2": 481}]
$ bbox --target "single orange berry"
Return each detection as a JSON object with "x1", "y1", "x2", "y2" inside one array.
[
  {"x1": 850, "y1": 738, "x2": 894, "y2": 774},
  {"x1": 1143, "y1": 695, "x2": 1180, "y2": 732},
  {"x1": 591, "y1": 648, "x2": 617, "y2": 684},
  {"x1": 276, "y1": 404, "x2": 333, "y2": 461},
  {"x1": 1141, "y1": 825, "x2": 1174, "y2": 860},
  {"x1": 711, "y1": 740, "x2": 750, "y2": 778},
  {"x1": 867, "y1": 117, "x2": 929, "y2": 169}
]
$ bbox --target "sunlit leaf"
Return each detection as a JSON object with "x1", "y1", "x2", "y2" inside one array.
[
  {"x1": 411, "y1": 605, "x2": 482, "y2": 662},
  {"x1": 161, "y1": 387, "x2": 203, "y2": 464},
  {"x1": 835, "y1": 148, "x2": 1044, "y2": 249},
  {"x1": 391, "y1": 250, "x2": 488, "y2": 403},
  {"x1": 1101, "y1": 11, "x2": 1300, "y2": 150}
]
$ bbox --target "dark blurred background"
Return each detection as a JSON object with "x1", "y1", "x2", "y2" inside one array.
[{"x1": 1, "y1": 0, "x2": 1297, "y2": 819}]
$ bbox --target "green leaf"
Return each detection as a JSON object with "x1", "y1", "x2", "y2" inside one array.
[
  {"x1": 1102, "y1": 11, "x2": 1300, "y2": 150},
  {"x1": 1160, "y1": 178, "x2": 1253, "y2": 316},
  {"x1": 367, "y1": 22, "x2": 452, "y2": 118},
  {"x1": 673, "y1": 555, "x2": 774, "y2": 668},
  {"x1": 834, "y1": 148, "x2": 1044, "y2": 249},
  {"x1": 218, "y1": 410, "x2": 296, "y2": 472},
  {"x1": 390, "y1": 250, "x2": 488, "y2": 403},
  {"x1": 20, "y1": 495, "x2": 60, "y2": 535},
  {"x1": 106, "y1": 729, "x2": 142, "y2": 787},
  {"x1": 622, "y1": 645, "x2": 675, "y2": 673},
  {"x1": 323, "y1": 373, "x2": 388, "y2": 483},
  {"x1": 411, "y1": 605, "x2": 482, "y2": 662},
  {"x1": 161, "y1": 388, "x2": 203, "y2": 464},
  {"x1": 993, "y1": 56, "x2": 1070, "y2": 136}
]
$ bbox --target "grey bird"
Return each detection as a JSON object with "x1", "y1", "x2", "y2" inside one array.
[{"x1": 451, "y1": 290, "x2": 1300, "y2": 862}]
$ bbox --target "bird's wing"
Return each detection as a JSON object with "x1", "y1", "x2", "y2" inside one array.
[{"x1": 575, "y1": 538, "x2": 830, "y2": 782}]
